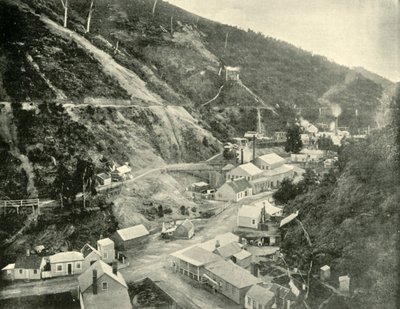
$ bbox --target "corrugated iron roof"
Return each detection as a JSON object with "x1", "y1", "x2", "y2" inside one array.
[
  {"x1": 2, "y1": 263, "x2": 15, "y2": 271},
  {"x1": 205, "y1": 260, "x2": 262, "y2": 288},
  {"x1": 246, "y1": 284, "x2": 275, "y2": 304},
  {"x1": 78, "y1": 260, "x2": 127, "y2": 293},
  {"x1": 170, "y1": 246, "x2": 220, "y2": 267},
  {"x1": 279, "y1": 211, "x2": 299, "y2": 228},
  {"x1": 233, "y1": 249, "x2": 252, "y2": 260},
  {"x1": 49, "y1": 251, "x2": 84, "y2": 264},
  {"x1": 179, "y1": 219, "x2": 194, "y2": 232},
  {"x1": 199, "y1": 232, "x2": 240, "y2": 252},
  {"x1": 225, "y1": 178, "x2": 252, "y2": 194},
  {"x1": 214, "y1": 242, "x2": 242, "y2": 258},
  {"x1": 116, "y1": 224, "x2": 149, "y2": 241},
  {"x1": 257, "y1": 153, "x2": 285, "y2": 166},
  {"x1": 97, "y1": 238, "x2": 114, "y2": 247},
  {"x1": 238, "y1": 205, "x2": 262, "y2": 218},
  {"x1": 232, "y1": 163, "x2": 263, "y2": 176}
]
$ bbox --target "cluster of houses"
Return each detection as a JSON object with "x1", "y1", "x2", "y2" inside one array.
[
  {"x1": 169, "y1": 232, "x2": 305, "y2": 308},
  {"x1": 215, "y1": 152, "x2": 301, "y2": 202},
  {"x1": 1, "y1": 224, "x2": 150, "y2": 282},
  {"x1": 96, "y1": 161, "x2": 132, "y2": 186}
]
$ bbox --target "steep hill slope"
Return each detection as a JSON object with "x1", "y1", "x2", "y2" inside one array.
[
  {"x1": 6, "y1": 0, "x2": 391, "y2": 138},
  {"x1": 280, "y1": 116, "x2": 399, "y2": 308}
]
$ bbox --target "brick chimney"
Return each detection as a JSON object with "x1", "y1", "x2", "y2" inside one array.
[
  {"x1": 112, "y1": 261, "x2": 118, "y2": 275},
  {"x1": 92, "y1": 269, "x2": 98, "y2": 295},
  {"x1": 241, "y1": 148, "x2": 244, "y2": 164},
  {"x1": 252, "y1": 135, "x2": 256, "y2": 162}
]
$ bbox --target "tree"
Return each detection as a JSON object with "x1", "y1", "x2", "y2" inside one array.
[
  {"x1": 72, "y1": 159, "x2": 97, "y2": 209},
  {"x1": 85, "y1": 0, "x2": 95, "y2": 33},
  {"x1": 285, "y1": 125, "x2": 303, "y2": 153},
  {"x1": 60, "y1": 0, "x2": 68, "y2": 28},
  {"x1": 273, "y1": 178, "x2": 301, "y2": 205},
  {"x1": 223, "y1": 148, "x2": 235, "y2": 160},
  {"x1": 52, "y1": 164, "x2": 75, "y2": 207}
]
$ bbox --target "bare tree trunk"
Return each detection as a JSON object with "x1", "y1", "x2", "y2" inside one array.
[
  {"x1": 86, "y1": 0, "x2": 94, "y2": 33},
  {"x1": 60, "y1": 0, "x2": 68, "y2": 28},
  {"x1": 152, "y1": 0, "x2": 158, "y2": 16},
  {"x1": 82, "y1": 167, "x2": 86, "y2": 209},
  {"x1": 224, "y1": 32, "x2": 229, "y2": 49}
]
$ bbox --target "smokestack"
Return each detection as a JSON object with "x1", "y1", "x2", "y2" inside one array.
[
  {"x1": 241, "y1": 148, "x2": 244, "y2": 164},
  {"x1": 112, "y1": 261, "x2": 118, "y2": 275},
  {"x1": 92, "y1": 269, "x2": 98, "y2": 295},
  {"x1": 252, "y1": 135, "x2": 256, "y2": 162},
  {"x1": 335, "y1": 117, "x2": 338, "y2": 136}
]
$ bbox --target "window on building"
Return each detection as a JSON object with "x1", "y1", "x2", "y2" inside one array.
[
  {"x1": 56, "y1": 264, "x2": 63, "y2": 272},
  {"x1": 102, "y1": 281, "x2": 108, "y2": 290},
  {"x1": 33, "y1": 269, "x2": 38, "y2": 274},
  {"x1": 103, "y1": 252, "x2": 108, "y2": 259},
  {"x1": 19, "y1": 269, "x2": 23, "y2": 274},
  {"x1": 252, "y1": 219, "x2": 256, "y2": 224},
  {"x1": 76, "y1": 262, "x2": 81, "y2": 269},
  {"x1": 247, "y1": 296, "x2": 252, "y2": 306}
]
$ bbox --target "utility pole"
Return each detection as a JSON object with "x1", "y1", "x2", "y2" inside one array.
[{"x1": 224, "y1": 32, "x2": 229, "y2": 49}]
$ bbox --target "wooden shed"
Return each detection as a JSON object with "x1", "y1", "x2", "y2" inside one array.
[
  {"x1": 173, "y1": 219, "x2": 195, "y2": 239},
  {"x1": 113, "y1": 224, "x2": 150, "y2": 250}
]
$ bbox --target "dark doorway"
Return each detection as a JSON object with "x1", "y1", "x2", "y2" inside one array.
[{"x1": 67, "y1": 264, "x2": 72, "y2": 275}]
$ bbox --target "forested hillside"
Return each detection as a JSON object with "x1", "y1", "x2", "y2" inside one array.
[{"x1": 278, "y1": 90, "x2": 400, "y2": 309}]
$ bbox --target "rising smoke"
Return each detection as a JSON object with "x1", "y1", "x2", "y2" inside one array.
[{"x1": 331, "y1": 103, "x2": 342, "y2": 118}]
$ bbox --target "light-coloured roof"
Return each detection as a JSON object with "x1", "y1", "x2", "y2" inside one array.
[
  {"x1": 253, "y1": 200, "x2": 282, "y2": 216},
  {"x1": 321, "y1": 265, "x2": 330, "y2": 271},
  {"x1": 226, "y1": 66, "x2": 240, "y2": 71},
  {"x1": 49, "y1": 251, "x2": 84, "y2": 264},
  {"x1": 205, "y1": 260, "x2": 262, "y2": 288},
  {"x1": 215, "y1": 242, "x2": 242, "y2": 259},
  {"x1": 256, "y1": 153, "x2": 285, "y2": 166},
  {"x1": 2, "y1": 263, "x2": 15, "y2": 271},
  {"x1": 300, "y1": 149, "x2": 324, "y2": 155},
  {"x1": 233, "y1": 250, "x2": 252, "y2": 260},
  {"x1": 179, "y1": 219, "x2": 195, "y2": 232},
  {"x1": 264, "y1": 164, "x2": 294, "y2": 177},
  {"x1": 192, "y1": 181, "x2": 208, "y2": 187},
  {"x1": 97, "y1": 238, "x2": 114, "y2": 247},
  {"x1": 222, "y1": 163, "x2": 235, "y2": 171},
  {"x1": 339, "y1": 275, "x2": 350, "y2": 281},
  {"x1": 280, "y1": 211, "x2": 299, "y2": 228},
  {"x1": 170, "y1": 245, "x2": 220, "y2": 267},
  {"x1": 116, "y1": 165, "x2": 131, "y2": 174},
  {"x1": 246, "y1": 284, "x2": 275, "y2": 304},
  {"x1": 199, "y1": 232, "x2": 239, "y2": 252},
  {"x1": 78, "y1": 260, "x2": 127, "y2": 293},
  {"x1": 238, "y1": 205, "x2": 262, "y2": 218},
  {"x1": 116, "y1": 224, "x2": 149, "y2": 241},
  {"x1": 232, "y1": 163, "x2": 263, "y2": 176}
]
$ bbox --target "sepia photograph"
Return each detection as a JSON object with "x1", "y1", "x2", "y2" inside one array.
[{"x1": 0, "y1": 0, "x2": 399, "y2": 308}]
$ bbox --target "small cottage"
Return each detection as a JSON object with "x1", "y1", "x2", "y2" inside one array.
[
  {"x1": 78, "y1": 260, "x2": 131, "y2": 309},
  {"x1": 96, "y1": 173, "x2": 111, "y2": 186},
  {"x1": 111, "y1": 165, "x2": 131, "y2": 181},
  {"x1": 237, "y1": 205, "x2": 265, "y2": 229},
  {"x1": 225, "y1": 66, "x2": 240, "y2": 81},
  {"x1": 245, "y1": 284, "x2": 275, "y2": 309},
  {"x1": 190, "y1": 182, "x2": 209, "y2": 193},
  {"x1": 173, "y1": 219, "x2": 195, "y2": 239},
  {"x1": 113, "y1": 224, "x2": 150, "y2": 251},
  {"x1": 81, "y1": 244, "x2": 102, "y2": 270},
  {"x1": 13, "y1": 254, "x2": 44, "y2": 280},
  {"x1": 48, "y1": 251, "x2": 84, "y2": 277},
  {"x1": 97, "y1": 238, "x2": 115, "y2": 264},
  {"x1": 1, "y1": 263, "x2": 15, "y2": 281},
  {"x1": 320, "y1": 265, "x2": 331, "y2": 281},
  {"x1": 215, "y1": 178, "x2": 253, "y2": 202}
]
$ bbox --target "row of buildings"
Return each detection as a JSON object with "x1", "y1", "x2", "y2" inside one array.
[
  {"x1": 2, "y1": 224, "x2": 150, "y2": 281},
  {"x1": 169, "y1": 232, "x2": 303, "y2": 308},
  {"x1": 215, "y1": 153, "x2": 302, "y2": 202}
]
